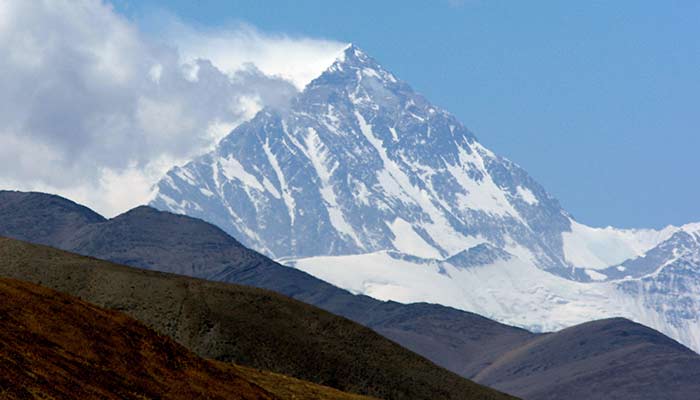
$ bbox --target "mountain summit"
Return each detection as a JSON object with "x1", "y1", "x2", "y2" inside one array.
[
  {"x1": 151, "y1": 45, "x2": 700, "y2": 353},
  {"x1": 152, "y1": 44, "x2": 570, "y2": 267}
]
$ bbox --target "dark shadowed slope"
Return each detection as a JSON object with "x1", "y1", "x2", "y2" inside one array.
[
  {"x1": 5, "y1": 191, "x2": 700, "y2": 400},
  {"x1": 0, "y1": 190, "x2": 536, "y2": 379},
  {"x1": 71, "y1": 205, "x2": 535, "y2": 376},
  {"x1": 0, "y1": 190, "x2": 105, "y2": 246},
  {"x1": 361, "y1": 302, "x2": 534, "y2": 378},
  {"x1": 0, "y1": 276, "x2": 378, "y2": 400},
  {"x1": 474, "y1": 318, "x2": 700, "y2": 400},
  {"x1": 0, "y1": 237, "x2": 516, "y2": 400},
  {"x1": 0, "y1": 276, "x2": 275, "y2": 400}
]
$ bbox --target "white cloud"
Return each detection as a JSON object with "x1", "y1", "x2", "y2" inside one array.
[
  {"x1": 0, "y1": 0, "x2": 343, "y2": 216},
  {"x1": 151, "y1": 17, "x2": 348, "y2": 89}
]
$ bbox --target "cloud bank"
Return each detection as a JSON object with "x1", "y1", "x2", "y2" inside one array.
[{"x1": 0, "y1": 0, "x2": 345, "y2": 216}]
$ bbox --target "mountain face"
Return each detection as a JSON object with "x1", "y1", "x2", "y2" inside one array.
[
  {"x1": 613, "y1": 226, "x2": 700, "y2": 351},
  {"x1": 150, "y1": 44, "x2": 700, "y2": 354},
  {"x1": 151, "y1": 45, "x2": 572, "y2": 270}
]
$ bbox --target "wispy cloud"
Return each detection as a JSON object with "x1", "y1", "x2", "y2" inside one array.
[
  {"x1": 0, "y1": 0, "x2": 344, "y2": 216},
  {"x1": 153, "y1": 16, "x2": 348, "y2": 89}
]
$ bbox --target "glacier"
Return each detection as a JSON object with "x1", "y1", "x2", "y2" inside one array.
[{"x1": 151, "y1": 44, "x2": 700, "y2": 353}]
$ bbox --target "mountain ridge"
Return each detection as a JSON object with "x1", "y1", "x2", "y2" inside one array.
[
  {"x1": 0, "y1": 235, "x2": 514, "y2": 400},
  {"x1": 148, "y1": 45, "x2": 700, "y2": 353},
  {"x1": 3, "y1": 190, "x2": 700, "y2": 399},
  {"x1": 0, "y1": 189, "x2": 535, "y2": 377}
]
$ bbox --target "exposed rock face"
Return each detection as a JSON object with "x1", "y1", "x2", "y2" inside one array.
[{"x1": 151, "y1": 45, "x2": 571, "y2": 270}]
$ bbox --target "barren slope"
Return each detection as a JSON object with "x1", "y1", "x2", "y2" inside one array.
[{"x1": 0, "y1": 236, "x2": 516, "y2": 400}]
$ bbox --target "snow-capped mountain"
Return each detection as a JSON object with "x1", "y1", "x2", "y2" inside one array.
[
  {"x1": 151, "y1": 44, "x2": 700, "y2": 353},
  {"x1": 613, "y1": 225, "x2": 700, "y2": 350},
  {"x1": 152, "y1": 45, "x2": 572, "y2": 268}
]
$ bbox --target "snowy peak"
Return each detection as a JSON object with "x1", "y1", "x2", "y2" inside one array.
[
  {"x1": 334, "y1": 43, "x2": 374, "y2": 68},
  {"x1": 560, "y1": 219, "x2": 682, "y2": 270},
  {"x1": 681, "y1": 222, "x2": 700, "y2": 235},
  {"x1": 604, "y1": 228, "x2": 700, "y2": 280},
  {"x1": 290, "y1": 44, "x2": 463, "y2": 140},
  {"x1": 151, "y1": 45, "x2": 571, "y2": 267},
  {"x1": 312, "y1": 44, "x2": 399, "y2": 88},
  {"x1": 562, "y1": 220, "x2": 700, "y2": 281}
]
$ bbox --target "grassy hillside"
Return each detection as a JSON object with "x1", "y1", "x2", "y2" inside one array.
[
  {"x1": 0, "y1": 237, "x2": 516, "y2": 400},
  {"x1": 0, "y1": 276, "x2": 378, "y2": 399},
  {"x1": 0, "y1": 190, "x2": 537, "y2": 382}
]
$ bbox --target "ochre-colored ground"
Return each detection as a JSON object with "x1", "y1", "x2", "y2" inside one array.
[
  {"x1": 0, "y1": 277, "x2": 375, "y2": 400},
  {"x1": 228, "y1": 364, "x2": 377, "y2": 400}
]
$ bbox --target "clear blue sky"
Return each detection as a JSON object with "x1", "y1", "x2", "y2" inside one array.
[{"x1": 112, "y1": 0, "x2": 699, "y2": 229}]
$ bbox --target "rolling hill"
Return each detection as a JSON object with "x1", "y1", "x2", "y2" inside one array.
[
  {"x1": 0, "y1": 190, "x2": 538, "y2": 378},
  {"x1": 3, "y1": 190, "x2": 700, "y2": 399},
  {"x1": 0, "y1": 276, "x2": 376, "y2": 400},
  {"x1": 0, "y1": 236, "x2": 515, "y2": 400}
]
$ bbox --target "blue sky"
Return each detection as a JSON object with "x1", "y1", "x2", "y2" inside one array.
[{"x1": 113, "y1": 0, "x2": 699, "y2": 229}]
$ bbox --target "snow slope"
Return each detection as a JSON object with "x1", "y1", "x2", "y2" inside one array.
[
  {"x1": 289, "y1": 250, "x2": 621, "y2": 332},
  {"x1": 290, "y1": 244, "x2": 700, "y2": 352},
  {"x1": 562, "y1": 219, "x2": 678, "y2": 269}
]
